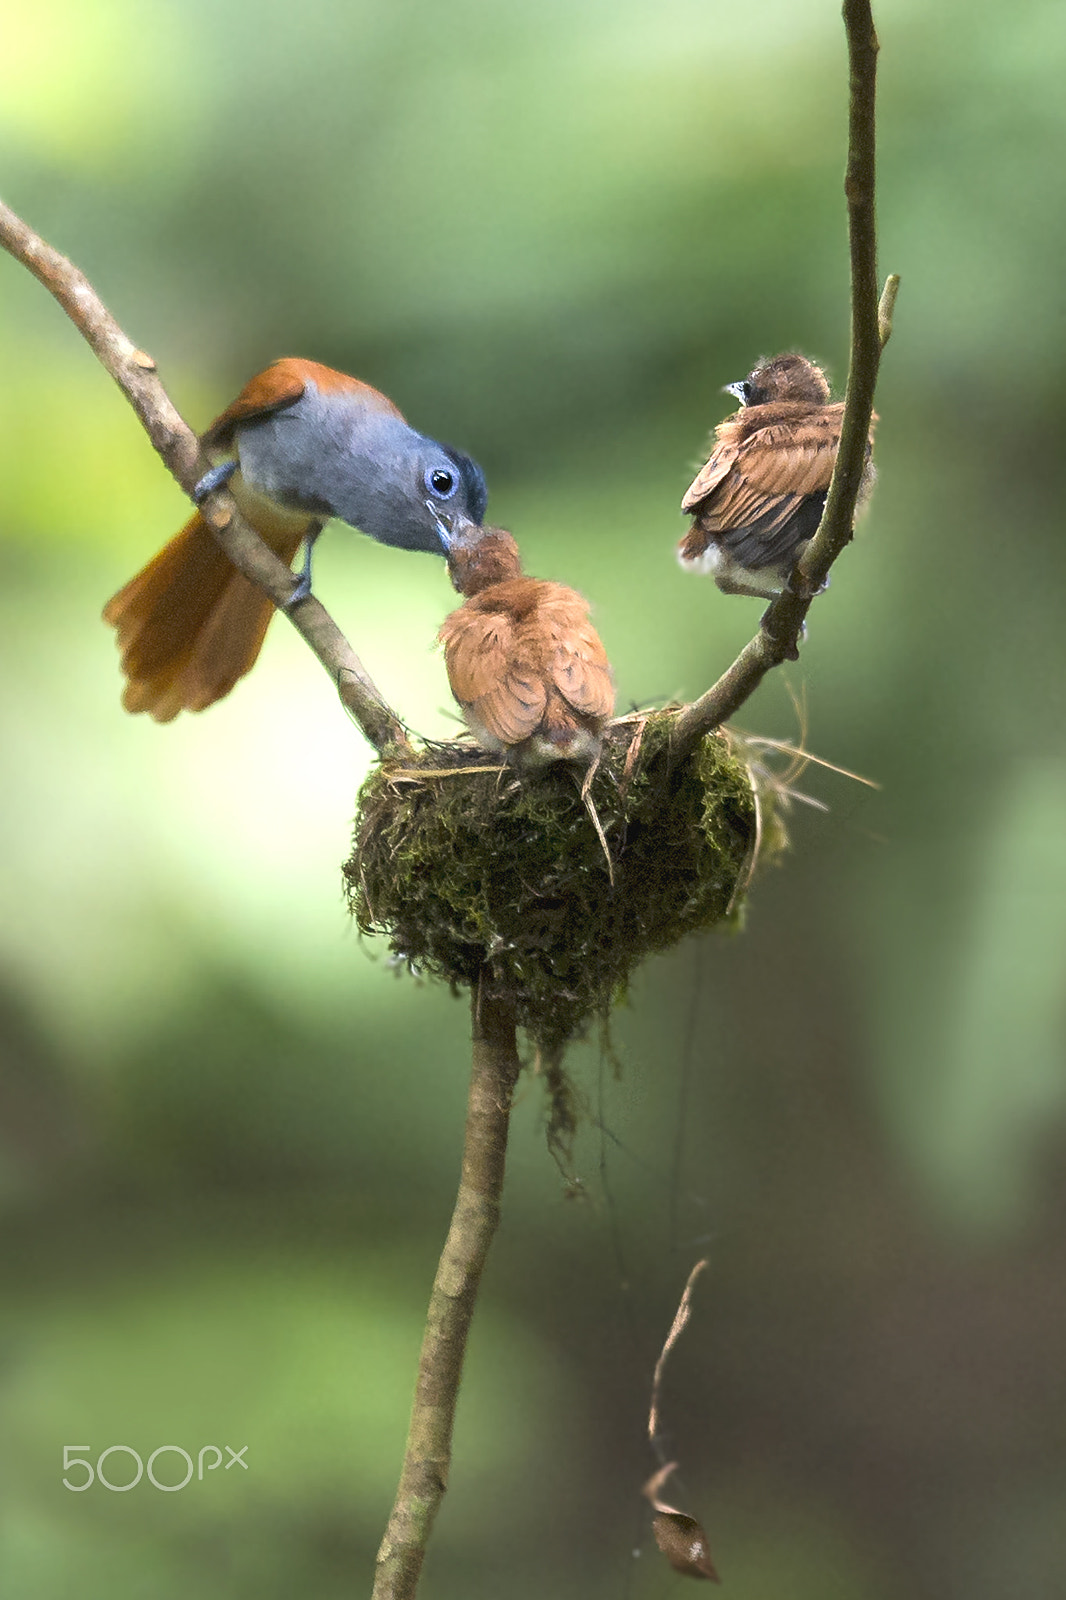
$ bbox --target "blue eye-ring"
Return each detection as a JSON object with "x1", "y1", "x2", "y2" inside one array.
[{"x1": 424, "y1": 464, "x2": 459, "y2": 500}]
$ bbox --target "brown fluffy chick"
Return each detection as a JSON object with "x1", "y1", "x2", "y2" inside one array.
[
  {"x1": 678, "y1": 352, "x2": 876, "y2": 599},
  {"x1": 439, "y1": 526, "x2": 614, "y2": 767}
]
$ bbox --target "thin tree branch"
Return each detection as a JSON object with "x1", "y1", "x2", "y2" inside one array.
[
  {"x1": 671, "y1": 0, "x2": 894, "y2": 760},
  {"x1": 372, "y1": 976, "x2": 520, "y2": 1600},
  {"x1": 0, "y1": 196, "x2": 407, "y2": 752}
]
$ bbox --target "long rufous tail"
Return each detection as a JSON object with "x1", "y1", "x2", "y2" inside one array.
[{"x1": 102, "y1": 513, "x2": 303, "y2": 722}]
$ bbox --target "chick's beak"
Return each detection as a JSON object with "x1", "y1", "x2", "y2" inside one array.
[{"x1": 723, "y1": 380, "x2": 748, "y2": 404}]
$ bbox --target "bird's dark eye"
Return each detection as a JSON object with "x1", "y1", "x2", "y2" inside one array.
[{"x1": 425, "y1": 465, "x2": 458, "y2": 500}]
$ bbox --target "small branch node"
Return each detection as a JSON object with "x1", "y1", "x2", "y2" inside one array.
[{"x1": 878, "y1": 272, "x2": 901, "y2": 348}]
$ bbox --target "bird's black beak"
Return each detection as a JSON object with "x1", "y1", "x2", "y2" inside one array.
[
  {"x1": 426, "y1": 502, "x2": 453, "y2": 551},
  {"x1": 427, "y1": 505, "x2": 479, "y2": 555}
]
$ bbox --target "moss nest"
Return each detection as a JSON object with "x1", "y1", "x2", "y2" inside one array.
[{"x1": 344, "y1": 712, "x2": 756, "y2": 1058}]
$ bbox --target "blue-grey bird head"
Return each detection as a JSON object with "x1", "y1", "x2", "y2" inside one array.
[
  {"x1": 416, "y1": 440, "x2": 488, "y2": 553},
  {"x1": 235, "y1": 384, "x2": 488, "y2": 557},
  {"x1": 318, "y1": 416, "x2": 487, "y2": 555}
]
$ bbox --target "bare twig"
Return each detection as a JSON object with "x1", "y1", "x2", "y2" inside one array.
[
  {"x1": 372, "y1": 976, "x2": 520, "y2": 1600},
  {"x1": 0, "y1": 196, "x2": 406, "y2": 751},
  {"x1": 671, "y1": 0, "x2": 894, "y2": 759}
]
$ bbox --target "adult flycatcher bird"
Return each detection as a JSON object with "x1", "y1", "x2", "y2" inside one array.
[{"x1": 103, "y1": 357, "x2": 487, "y2": 721}]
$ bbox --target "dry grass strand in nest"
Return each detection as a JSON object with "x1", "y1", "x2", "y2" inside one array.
[{"x1": 345, "y1": 712, "x2": 758, "y2": 1058}]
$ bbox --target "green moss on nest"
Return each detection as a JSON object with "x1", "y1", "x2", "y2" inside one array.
[{"x1": 344, "y1": 713, "x2": 755, "y2": 1058}]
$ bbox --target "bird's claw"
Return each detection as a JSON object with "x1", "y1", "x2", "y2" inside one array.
[
  {"x1": 759, "y1": 605, "x2": 805, "y2": 659},
  {"x1": 785, "y1": 570, "x2": 830, "y2": 601},
  {"x1": 284, "y1": 530, "x2": 319, "y2": 610},
  {"x1": 192, "y1": 460, "x2": 238, "y2": 504}
]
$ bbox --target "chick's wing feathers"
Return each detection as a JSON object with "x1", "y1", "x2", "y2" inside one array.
[
  {"x1": 480, "y1": 672, "x2": 547, "y2": 746},
  {"x1": 532, "y1": 588, "x2": 614, "y2": 719},
  {"x1": 682, "y1": 406, "x2": 848, "y2": 525},
  {"x1": 733, "y1": 419, "x2": 841, "y2": 500},
  {"x1": 680, "y1": 421, "x2": 742, "y2": 512},
  {"x1": 439, "y1": 606, "x2": 546, "y2": 745},
  {"x1": 552, "y1": 643, "x2": 614, "y2": 720}
]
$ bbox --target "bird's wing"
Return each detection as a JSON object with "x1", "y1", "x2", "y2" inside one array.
[
  {"x1": 683, "y1": 409, "x2": 844, "y2": 553},
  {"x1": 201, "y1": 359, "x2": 402, "y2": 451},
  {"x1": 682, "y1": 404, "x2": 877, "y2": 570},
  {"x1": 681, "y1": 430, "x2": 741, "y2": 511},
  {"x1": 201, "y1": 362, "x2": 312, "y2": 451},
  {"x1": 439, "y1": 605, "x2": 547, "y2": 746},
  {"x1": 732, "y1": 413, "x2": 842, "y2": 501},
  {"x1": 535, "y1": 587, "x2": 615, "y2": 720},
  {"x1": 714, "y1": 412, "x2": 840, "y2": 514}
]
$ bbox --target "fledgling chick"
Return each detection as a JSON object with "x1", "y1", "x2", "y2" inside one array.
[
  {"x1": 678, "y1": 352, "x2": 876, "y2": 599},
  {"x1": 438, "y1": 526, "x2": 614, "y2": 768}
]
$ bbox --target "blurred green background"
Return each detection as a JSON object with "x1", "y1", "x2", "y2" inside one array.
[{"x1": 2, "y1": 0, "x2": 1065, "y2": 1595}]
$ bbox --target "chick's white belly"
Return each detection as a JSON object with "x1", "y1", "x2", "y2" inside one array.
[{"x1": 677, "y1": 539, "x2": 788, "y2": 596}]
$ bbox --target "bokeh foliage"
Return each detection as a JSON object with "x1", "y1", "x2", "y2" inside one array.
[{"x1": 1, "y1": 1, "x2": 1065, "y2": 1596}]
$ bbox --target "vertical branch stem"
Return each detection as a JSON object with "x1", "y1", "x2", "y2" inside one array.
[
  {"x1": 372, "y1": 979, "x2": 520, "y2": 1600},
  {"x1": 797, "y1": 0, "x2": 881, "y2": 595},
  {"x1": 670, "y1": 0, "x2": 890, "y2": 758}
]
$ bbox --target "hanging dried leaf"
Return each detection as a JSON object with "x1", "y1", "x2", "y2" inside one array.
[
  {"x1": 652, "y1": 1511, "x2": 719, "y2": 1581},
  {"x1": 642, "y1": 1463, "x2": 720, "y2": 1581}
]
